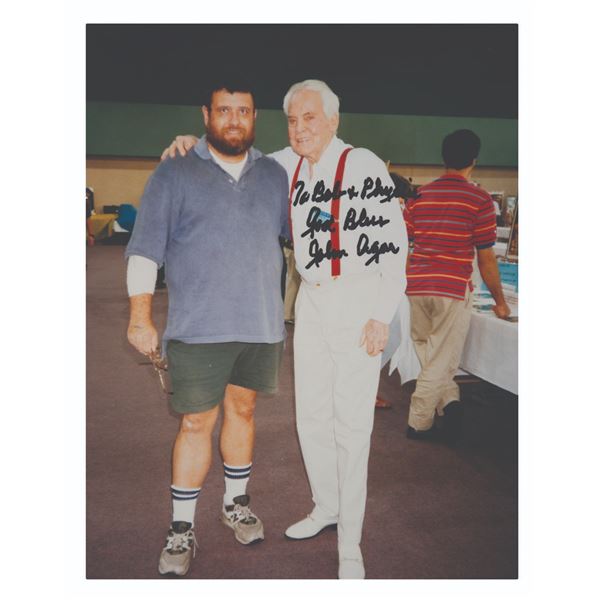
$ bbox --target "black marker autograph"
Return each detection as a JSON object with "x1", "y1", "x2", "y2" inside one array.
[
  {"x1": 304, "y1": 239, "x2": 349, "y2": 270},
  {"x1": 356, "y1": 234, "x2": 400, "y2": 266},
  {"x1": 292, "y1": 177, "x2": 398, "y2": 206}
]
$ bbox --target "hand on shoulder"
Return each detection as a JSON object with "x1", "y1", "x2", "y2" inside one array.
[{"x1": 160, "y1": 135, "x2": 199, "y2": 161}]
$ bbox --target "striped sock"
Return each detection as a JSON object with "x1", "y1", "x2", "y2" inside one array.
[
  {"x1": 171, "y1": 485, "x2": 201, "y2": 526},
  {"x1": 223, "y1": 463, "x2": 252, "y2": 507}
]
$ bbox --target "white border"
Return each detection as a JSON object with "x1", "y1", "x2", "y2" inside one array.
[{"x1": 6, "y1": 0, "x2": 597, "y2": 598}]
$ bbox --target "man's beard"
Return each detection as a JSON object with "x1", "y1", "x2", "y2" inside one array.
[{"x1": 206, "y1": 123, "x2": 255, "y2": 156}]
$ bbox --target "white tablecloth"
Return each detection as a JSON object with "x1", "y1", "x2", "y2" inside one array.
[
  {"x1": 386, "y1": 302, "x2": 518, "y2": 395},
  {"x1": 459, "y1": 311, "x2": 518, "y2": 394}
]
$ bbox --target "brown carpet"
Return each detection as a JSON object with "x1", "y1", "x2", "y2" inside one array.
[{"x1": 86, "y1": 244, "x2": 517, "y2": 579}]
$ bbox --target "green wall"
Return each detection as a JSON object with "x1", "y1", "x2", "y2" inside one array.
[{"x1": 87, "y1": 101, "x2": 517, "y2": 167}]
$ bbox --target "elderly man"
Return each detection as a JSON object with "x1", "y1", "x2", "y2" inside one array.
[
  {"x1": 164, "y1": 80, "x2": 409, "y2": 579},
  {"x1": 127, "y1": 81, "x2": 289, "y2": 576}
]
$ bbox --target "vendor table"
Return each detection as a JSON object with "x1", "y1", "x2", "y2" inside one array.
[
  {"x1": 87, "y1": 214, "x2": 117, "y2": 239},
  {"x1": 459, "y1": 311, "x2": 518, "y2": 394}
]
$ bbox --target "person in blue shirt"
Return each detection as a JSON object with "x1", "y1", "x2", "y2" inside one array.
[{"x1": 125, "y1": 81, "x2": 289, "y2": 576}]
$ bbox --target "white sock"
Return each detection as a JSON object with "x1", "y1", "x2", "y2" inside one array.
[
  {"x1": 171, "y1": 485, "x2": 201, "y2": 526},
  {"x1": 223, "y1": 462, "x2": 252, "y2": 507}
]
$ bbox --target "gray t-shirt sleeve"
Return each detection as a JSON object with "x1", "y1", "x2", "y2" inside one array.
[{"x1": 125, "y1": 160, "x2": 179, "y2": 266}]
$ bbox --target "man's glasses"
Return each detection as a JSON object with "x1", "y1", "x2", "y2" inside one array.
[{"x1": 139, "y1": 349, "x2": 172, "y2": 396}]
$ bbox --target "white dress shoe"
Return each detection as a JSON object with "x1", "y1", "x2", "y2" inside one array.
[
  {"x1": 284, "y1": 514, "x2": 337, "y2": 540},
  {"x1": 338, "y1": 558, "x2": 365, "y2": 579},
  {"x1": 338, "y1": 544, "x2": 365, "y2": 579}
]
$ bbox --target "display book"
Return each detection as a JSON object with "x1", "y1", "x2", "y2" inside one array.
[
  {"x1": 488, "y1": 191, "x2": 518, "y2": 259},
  {"x1": 471, "y1": 190, "x2": 519, "y2": 320}
]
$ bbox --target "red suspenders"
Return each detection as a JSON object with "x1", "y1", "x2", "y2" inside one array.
[
  {"x1": 330, "y1": 147, "x2": 352, "y2": 276},
  {"x1": 288, "y1": 147, "x2": 352, "y2": 277}
]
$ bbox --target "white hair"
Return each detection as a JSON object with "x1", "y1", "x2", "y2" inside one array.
[{"x1": 282, "y1": 79, "x2": 340, "y2": 118}]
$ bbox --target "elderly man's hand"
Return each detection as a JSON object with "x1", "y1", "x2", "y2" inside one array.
[
  {"x1": 359, "y1": 319, "x2": 389, "y2": 357},
  {"x1": 160, "y1": 135, "x2": 199, "y2": 161},
  {"x1": 127, "y1": 321, "x2": 158, "y2": 355}
]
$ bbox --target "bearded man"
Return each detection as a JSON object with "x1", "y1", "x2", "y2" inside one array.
[{"x1": 125, "y1": 81, "x2": 289, "y2": 576}]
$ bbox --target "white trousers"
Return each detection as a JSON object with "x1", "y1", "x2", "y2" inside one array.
[{"x1": 293, "y1": 273, "x2": 381, "y2": 549}]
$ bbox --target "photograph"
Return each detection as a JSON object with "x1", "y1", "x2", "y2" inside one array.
[{"x1": 86, "y1": 23, "x2": 518, "y2": 580}]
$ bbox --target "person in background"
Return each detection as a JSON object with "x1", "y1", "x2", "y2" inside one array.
[
  {"x1": 86, "y1": 187, "x2": 95, "y2": 246},
  {"x1": 126, "y1": 81, "x2": 289, "y2": 577},
  {"x1": 403, "y1": 129, "x2": 510, "y2": 444}
]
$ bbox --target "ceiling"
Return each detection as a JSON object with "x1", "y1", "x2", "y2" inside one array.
[{"x1": 87, "y1": 24, "x2": 518, "y2": 118}]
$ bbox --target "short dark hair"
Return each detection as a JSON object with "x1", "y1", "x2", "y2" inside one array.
[
  {"x1": 204, "y1": 79, "x2": 256, "y2": 110},
  {"x1": 442, "y1": 129, "x2": 481, "y2": 170}
]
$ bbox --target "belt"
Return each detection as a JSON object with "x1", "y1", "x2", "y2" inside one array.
[{"x1": 300, "y1": 270, "x2": 378, "y2": 289}]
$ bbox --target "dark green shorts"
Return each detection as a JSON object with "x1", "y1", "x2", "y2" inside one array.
[{"x1": 166, "y1": 340, "x2": 284, "y2": 414}]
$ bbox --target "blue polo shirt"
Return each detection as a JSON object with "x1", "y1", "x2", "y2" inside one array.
[{"x1": 125, "y1": 136, "x2": 290, "y2": 345}]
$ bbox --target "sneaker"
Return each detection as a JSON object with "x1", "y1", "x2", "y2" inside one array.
[
  {"x1": 158, "y1": 521, "x2": 198, "y2": 576},
  {"x1": 220, "y1": 494, "x2": 265, "y2": 545}
]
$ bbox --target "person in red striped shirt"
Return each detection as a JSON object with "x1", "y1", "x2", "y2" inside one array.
[{"x1": 403, "y1": 129, "x2": 510, "y2": 443}]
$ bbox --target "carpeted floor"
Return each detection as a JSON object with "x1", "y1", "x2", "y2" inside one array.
[{"x1": 86, "y1": 244, "x2": 518, "y2": 579}]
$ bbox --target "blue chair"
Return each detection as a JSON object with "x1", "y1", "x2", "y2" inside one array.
[{"x1": 116, "y1": 204, "x2": 137, "y2": 232}]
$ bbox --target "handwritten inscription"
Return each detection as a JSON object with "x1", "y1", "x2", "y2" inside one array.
[
  {"x1": 293, "y1": 175, "x2": 402, "y2": 270},
  {"x1": 360, "y1": 177, "x2": 395, "y2": 203},
  {"x1": 343, "y1": 207, "x2": 389, "y2": 231},
  {"x1": 292, "y1": 177, "x2": 396, "y2": 207},
  {"x1": 356, "y1": 234, "x2": 400, "y2": 266},
  {"x1": 301, "y1": 206, "x2": 335, "y2": 239},
  {"x1": 305, "y1": 239, "x2": 349, "y2": 270}
]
